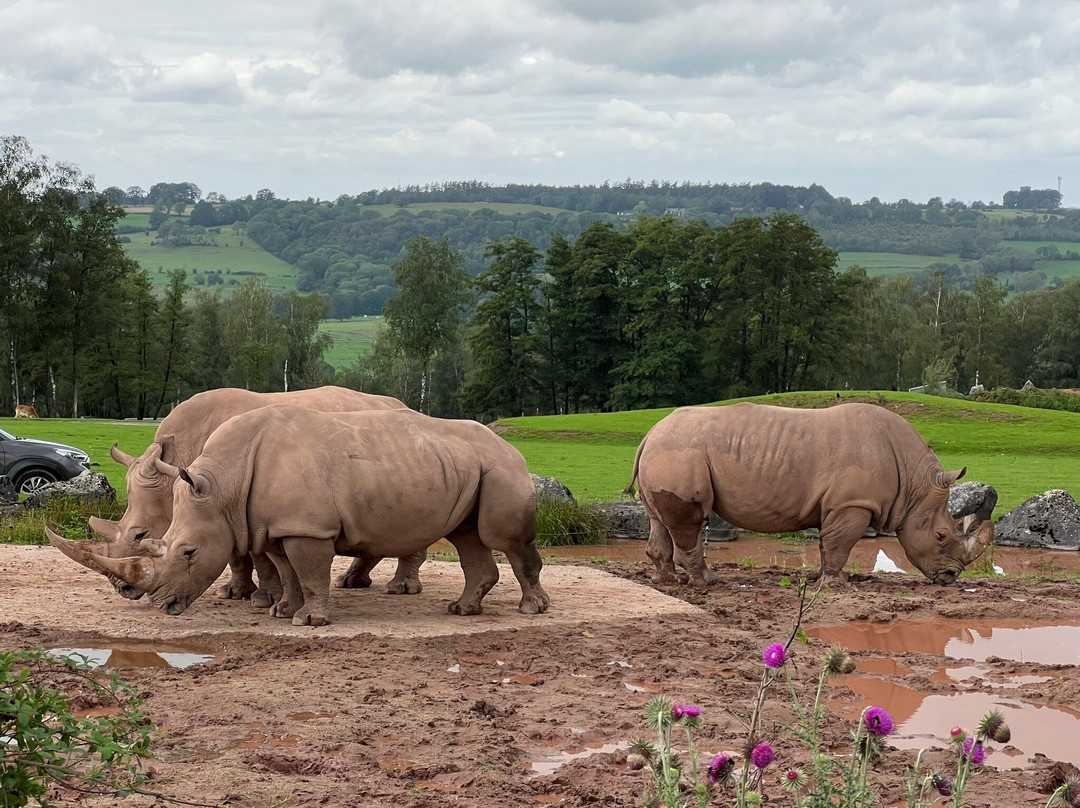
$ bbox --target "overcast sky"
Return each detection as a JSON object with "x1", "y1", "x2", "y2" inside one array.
[{"x1": 2, "y1": 0, "x2": 1077, "y2": 205}]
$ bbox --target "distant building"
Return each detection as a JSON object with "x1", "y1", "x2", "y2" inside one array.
[{"x1": 664, "y1": 207, "x2": 687, "y2": 218}]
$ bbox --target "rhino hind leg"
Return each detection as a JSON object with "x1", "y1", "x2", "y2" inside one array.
[
  {"x1": 671, "y1": 527, "x2": 719, "y2": 587},
  {"x1": 217, "y1": 551, "x2": 259, "y2": 600},
  {"x1": 816, "y1": 507, "x2": 873, "y2": 586},
  {"x1": 280, "y1": 536, "x2": 336, "y2": 626},
  {"x1": 334, "y1": 555, "x2": 375, "y2": 589},
  {"x1": 386, "y1": 550, "x2": 426, "y2": 595},
  {"x1": 445, "y1": 526, "x2": 500, "y2": 615},
  {"x1": 645, "y1": 517, "x2": 682, "y2": 584},
  {"x1": 502, "y1": 541, "x2": 550, "y2": 614}
]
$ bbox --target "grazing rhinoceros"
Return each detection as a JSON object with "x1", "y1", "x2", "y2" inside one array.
[
  {"x1": 87, "y1": 387, "x2": 425, "y2": 606},
  {"x1": 51, "y1": 405, "x2": 550, "y2": 626},
  {"x1": 626, "y1": 402, "x2": 995, "y2": 586}
]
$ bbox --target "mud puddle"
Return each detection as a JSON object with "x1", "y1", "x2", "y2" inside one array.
[
  {"x1": 49, "y1": 641, "x2": 215, "y2": 670},
  {"x1": 529, "y1": 741, "x2": 630, "y2": 779}
]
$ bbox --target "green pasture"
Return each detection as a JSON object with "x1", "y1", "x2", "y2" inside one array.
[
  {"x1": 362, "y1": 202, "x2": 574, "y2": 217},
  {"x1": 119, "y1": 229, "x2": 298, "y2": 296},
  {"x1": 4, "y1": 391, "x2": 1078, "y2": 518},
  {"x1": 496, "y1": 391, "x2": 1080, "y2": 513},
  {"x1": 837, "y1": 252, "x2": 968, "y2": 277},
  {"x1": 318, "y1": 317, "x2": 383, "y2": 370}
]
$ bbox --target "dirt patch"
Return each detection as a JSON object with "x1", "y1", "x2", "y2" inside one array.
[{"x1": 2, "y1": 545, "x2": 1078, "y2": 807}]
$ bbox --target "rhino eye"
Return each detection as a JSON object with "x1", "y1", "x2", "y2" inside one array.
[
  {"x1": 183, "y1": 548, "x2": 197, "y2": 561},
  {"x1": 134, "y1": 530, "x2": 149, "y2": 542},
  {"x1": 936, "y1": 531, "x2": 948, "y2": 544}
]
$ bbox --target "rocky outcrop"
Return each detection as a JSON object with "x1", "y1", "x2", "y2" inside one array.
[
  {"x1": 0, "y1": 475, "x2": 16, "y2": 507},
  {"x1": 24, "y1": 471, "x2": 117, "y2": 508},
  {"x1": 993, "y1": 490, "x2": 1080, "y2": 550},
  {"x1": 590, "y1": 500, "x2": 738, "y2": 541},
  {"x1": 530, "y1": 474, "x2": 576, "y2": 504},
  {"x1": 948, "y1": 481, "x2": 998, "y2": 523}
]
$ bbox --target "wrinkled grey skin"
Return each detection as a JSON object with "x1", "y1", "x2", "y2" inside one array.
[
  {"x1": 55, "y1": 406, "x2": 550, "y2": 626},
  {"x1": 626, "y1": 403, "x2": 995, "y2": 587},
  {"x1": 86, "y1": 387, "x2": 424, "y2": 606}
]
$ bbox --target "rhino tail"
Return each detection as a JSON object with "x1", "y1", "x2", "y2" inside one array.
[{"x1": 623, "y1": 436, "x2": 648, "y2": 499}]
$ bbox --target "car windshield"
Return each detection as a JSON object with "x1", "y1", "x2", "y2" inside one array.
[{"x1": 0, "y1": 428, "x2": 14, "y2": 441}]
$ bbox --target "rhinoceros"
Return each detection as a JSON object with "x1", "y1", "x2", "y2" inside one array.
[
  {"x1": 626, "y1": 402, "x2": 995, "y2": 586},
  {"x1": 87, "y1": 386, "x2": 425, "y2": 606},
  {"x1": 51, "y1": 405, "x2": 550, "y2": 626}
]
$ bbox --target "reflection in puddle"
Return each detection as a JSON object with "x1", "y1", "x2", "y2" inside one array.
[
  {"x1": 50, "y1": 644, "x2": 215, "y2": 670},
  {"x1": 529, "y1": 741, "x2": 630, "y2": 779},
  {"x1": 831, "y1": 681, "x2": 1080, "y2": 769},
  {"x1": 806, "y1": 619, "x2": 1080, "y2": 665}
]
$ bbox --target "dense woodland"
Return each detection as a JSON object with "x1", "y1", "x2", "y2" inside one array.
[{"x1": 3, "y1": 135, "x2": 1080, "y2": 421}]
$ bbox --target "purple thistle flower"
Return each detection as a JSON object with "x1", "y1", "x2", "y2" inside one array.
[
  {"x1": 762, "y1": 643, "x2": 786, "y2": 669},
  {"x1": 963, "y1": 736, "x2": 986, "y2": 765},
  {"x1": 750, "y1": 743, "x2": 775, "y2": 769},
  {"x1": 864, "y1": 706, "x2": 894, "y2": 737},
  {"x1": 672, "y1": 703, "x2": 701, "y2": 720},
  {"x1": 707, "y1": 752, "x2": 734, "y2": 784}
]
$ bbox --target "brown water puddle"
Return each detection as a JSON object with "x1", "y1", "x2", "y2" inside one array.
[
  {"x1": 49, "y1": 642, "x2": 215, "y2": 669},
  {"x1": 806, "y1": 618, "x2": 1080, "y2": 665},
  {"x1": 543, "y1": 536, "x2": 1080, "y2": 577},
  {"x1": 228, "y1": 732, "x2": 299, "y2": 750},
  {"x1": 528, "y1": 741, "x2": 630, "y2": 779}
]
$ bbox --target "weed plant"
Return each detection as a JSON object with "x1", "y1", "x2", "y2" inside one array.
[
  {"x1": 534, "y1": 497, "x2": 608, "y2": 546},
  {"x1": 1, "y1": 497, "x2": 123, "y2": 546}
]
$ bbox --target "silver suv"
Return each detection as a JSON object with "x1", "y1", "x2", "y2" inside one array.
[{"x1": 0, "y1": 427, "x2": 91, "y2": 495}]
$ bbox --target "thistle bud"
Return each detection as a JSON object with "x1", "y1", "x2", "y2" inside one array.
[{"x1": 978, "y1": 709, "x2": 1011, "y2": 744}]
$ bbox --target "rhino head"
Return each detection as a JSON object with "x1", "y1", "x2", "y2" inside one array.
[
  {"x1": 50, "y1": 456, "x2": 235, "y2": 615},
  {"x1": 897, "y1": 467, "x2": 995, "y2": 585},
  {"x1": 88, "y1": 441, "x2": 178, "y2": 599}
]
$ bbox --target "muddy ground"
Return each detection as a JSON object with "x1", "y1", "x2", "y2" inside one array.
[{"x1": 2, "y1": 541, "x2": 1079, "y2": 808}]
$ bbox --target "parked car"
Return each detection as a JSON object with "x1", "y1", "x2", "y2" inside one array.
[{"x1": 0, "y1": 427, "x2": 91, "y2": 495}]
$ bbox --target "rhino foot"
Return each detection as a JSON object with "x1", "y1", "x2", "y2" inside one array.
[
  {"x1": 447, "y1": 599, "x2": 483, "y2": 616},
  {"x1": 518, "y1": 592, "x2": 550, "y2": 614},
  {"x1": 291, "y1": 606, "x2": 329, "y2": 627},
  {"x1": 251, "y1": 588, "x2": 281, "y2": 610},
  {"x1": 334, "y1": 570, "x2": 372, "y2": 589},
  {"x1": 651, "y1": 570, "x2": 684, "y2": 586},
  {"x1": 386, "y1": 576, "x2": 423, "y2": 595},
  {"x1": 269, "y1": 598, "x2": 299, "y2": 619},
  {"x1": 217, "y1": 578, "x2": 258, "y2": 600}
]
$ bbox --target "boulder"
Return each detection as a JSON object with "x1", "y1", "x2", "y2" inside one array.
[
  {"x1": 592, "y1": 501, "x2": 650, "y2": 539},
  {"x1": 530, "y1": 473, "x2": 576, "y2": 504},
  {"x1": 993, "y1": 490, "x2": 1080, "y2": 550},
  {"x1": 0, "y1": 475, "x2": 16, "y2": 506},
  {"x1": 948, "y1": 481, "x2": 998, "y2": 523},
  {"x1": 24, "y1": 471, "x2": 117, "y2": 508},
  {"x1": 705, "y1": 513, "x2": 738, "y2": 542}
]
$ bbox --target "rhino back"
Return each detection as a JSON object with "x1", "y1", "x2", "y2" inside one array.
[{"x1": 642, "y1": 403, "x2": 922, "y2": 532}]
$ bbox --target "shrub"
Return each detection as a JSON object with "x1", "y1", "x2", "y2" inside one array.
[
  {"x1": 0, "y1": 649, "x2": 152, "y2": 806},
  {"x1": 533, "y1": 497, "x2": 608, "y2": 546},
  {"x1": 1, "y1": 497, "x2": 124, "y2": 546}
]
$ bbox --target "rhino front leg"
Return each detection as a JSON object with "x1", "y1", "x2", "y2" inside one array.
[
  {"x1": 334, "y1": 555, "x2": 375, "y2": 589},
  {"x1": 216, "y1": 551, "x2": 258, "y2": 600},
  {"x1": 445, "y1": 527, "x2": 499, "y2": 615},
  {"x1": 281, "y1": 537, "x2": 336, "y2": 627},
  {"x1": 265, "y1": 548, "x2": 303, "y2": 619},
  {"x1": 817, "y1": 508, "x2": 873, "y2": 586},
  {"x1": 251, "y1": 552, "x2": 284, "y2": 609},
  {"x1": 386, "y1": 550, "x2": 426, "y2": 595}
]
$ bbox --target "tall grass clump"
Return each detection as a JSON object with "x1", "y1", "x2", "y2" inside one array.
[
  {"x1": 1, "y1": 497, "x2": 124, "y2": 546},
  {"x1": 533, "y1": 497, "x2": 608, "y2": 546}
]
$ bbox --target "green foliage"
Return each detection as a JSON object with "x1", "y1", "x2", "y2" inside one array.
[
  {"x1": 533, "y1": 497, "x2": 607, "y2": 546},
  {"x1": 1, "y1": 497, "x2": 124, "y2": 546},
  {"x1": 0, "y1": 648, "x2": 153, "y2": 806}
]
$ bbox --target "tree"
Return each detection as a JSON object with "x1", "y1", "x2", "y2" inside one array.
[
  {"x1": 153, "y1": 269, "x2": 192, "y2": 416},
  {"x1": 459, "y1": 237, "x2": 542, "y2": 419},
  {"x1": 276, "y1": 291, "x2": 332, "y2": 390},
  {"x1": 224, "y1": 278, "x2": 282, "y2": 391},
  {"x1": 382, "y1": 236, "x2": 471, "y2": 412},
  {"x1": 189, "y1": 200, "x2": 219, "y2": 227}
]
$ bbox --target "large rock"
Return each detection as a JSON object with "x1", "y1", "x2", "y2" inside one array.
[
  {"x1": 530, "y1": 474, "x2": 576, "y2": 504},
  {"x1": 592, "y1": 501, "x2": 650, "y2": 539},
  {"x1": 705, "y1": 513, "x2": 739, "y2": 542},
  {"x1": 993, "y1": 490, "x2": 1080, "y2": 550},
  {"x1": 24, "y1": 471, "x2": 117, "y2": 508},
  {"x1": 949, "y1": 481, "x2": 998, "y2": 523},
  {"x1": 0, "y1": 475, "x2": 16, "y2": 506}
]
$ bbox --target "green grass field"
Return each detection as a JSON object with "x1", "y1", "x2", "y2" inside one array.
[
  {"x1": 5, "y1": 391, "x2": 1078, "y2": 517},
  {"x1": 496, "y1": 392, "x2": 1080, "y2": 512},
  {"x1": 837, "y1": 252, "x2": 968, "y2": 277},
  {"x1": 362, "y1": 202, "x2": 574, "y2": 217},
  {"x1": 318, "y1": 317, "x2": 384, "y2": 370}
]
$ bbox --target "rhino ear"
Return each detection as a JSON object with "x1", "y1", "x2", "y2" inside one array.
[
  {"x1": 109, "y1": 443, "x2": 136, "y2": 468},
  {"x1": 939, "y1": 467, "x2": 967, "y2": 487},
  {"x1": 88, "y1": 516, "x2": 121, "y2": 543}
]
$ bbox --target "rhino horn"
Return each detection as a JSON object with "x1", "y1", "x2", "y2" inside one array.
[
  {"x1": 153, "y1": 457, "x2": 182, "y2": 479},
  {"x1": 110, "y1": 443, "x2": 136, "y2": 468},
  {"x1": 89, "y1": 553, "x2": 157, "y2": 590},
  {"x1": 88, "y1": 516, "x2": 121, "y2": 543},
  {"x1": 962, "y1": 518, "x2": 995, "y2": 564},
  {"x1": 46, "y1": 526, "x2": 110, "y2": 575}
]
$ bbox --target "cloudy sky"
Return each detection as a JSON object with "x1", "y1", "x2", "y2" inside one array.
[{"x1": 2, "y1": 0, "x2": 1077, "y2": 205}]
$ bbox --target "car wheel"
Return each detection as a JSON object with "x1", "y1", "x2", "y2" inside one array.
[{"x1": 15, "y1": 469, "x2": 58, "y2": 496}]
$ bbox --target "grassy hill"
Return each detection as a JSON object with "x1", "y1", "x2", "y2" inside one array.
[
  {"x1": 494, "y1": 392, "x2": 1080, "y2": 511},
  {"x1": 361, "y1": 202, "x2": 575, "y2": 217},
  {"x1": 318, "y1": 317, "x2": 383, "y2": 371}
]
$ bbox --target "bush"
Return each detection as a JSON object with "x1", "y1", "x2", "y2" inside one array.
[
  {"x1": 0, "y1": 649, "x2": 152, "y2": 806},
  {"x1": 534, "y1": 497, "x2": 608, "y2": 546},
  {"x1": 1, "y1": 497, "x2": 124, "y2": 546}
]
